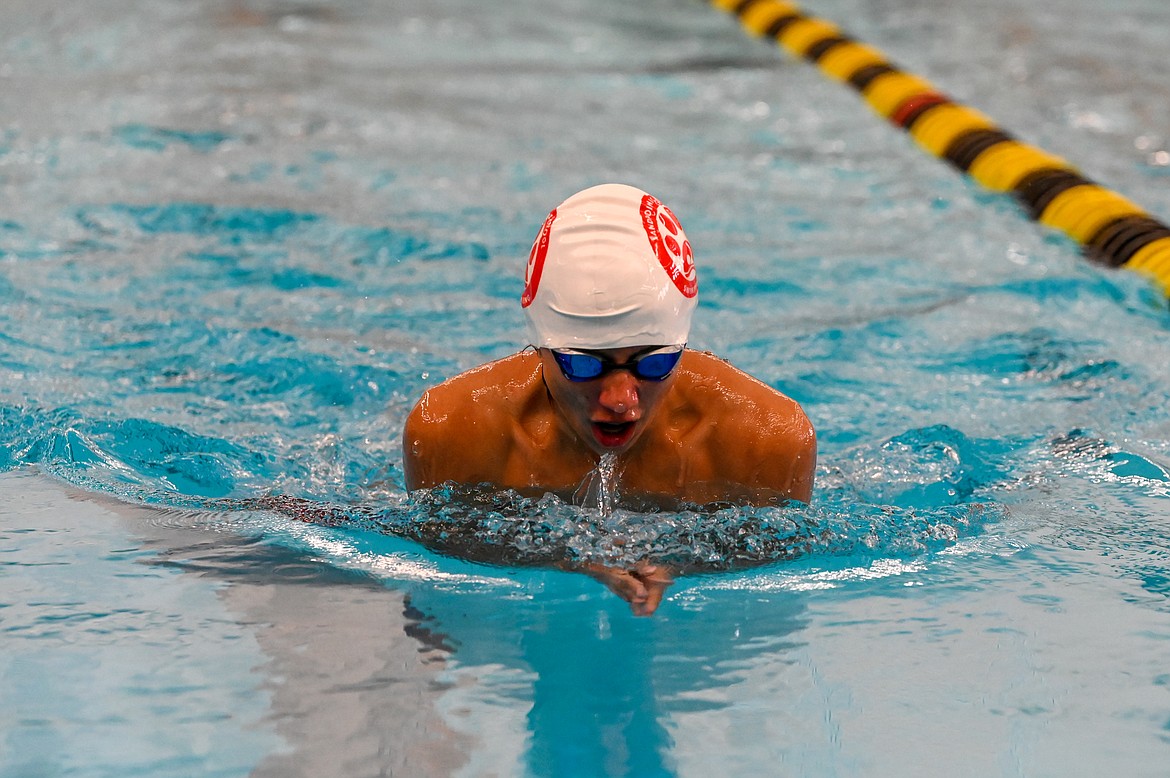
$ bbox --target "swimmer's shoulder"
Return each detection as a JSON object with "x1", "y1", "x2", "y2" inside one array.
[
  {"x1": 678, "y1": 349, "x2": 815, "y2": 437},
  {"x1": 678, "y1": 349, "x2": 793, "y2": 403},
  {"x1": 402, "y1": 351, "x2": 544, "y2": 489},
  {"x1": 406, "y1": 351, "x2": 544, "y2": 429},
  {"x1": 416, "y1": 351, "x2": 541, "y2": 400},
  {"x1": 677, "y1": 349, "x2": 816, "y2": 501}
]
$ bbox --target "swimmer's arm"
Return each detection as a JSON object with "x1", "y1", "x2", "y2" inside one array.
[
  {"x1": 402, "y1": 381, "x2": 520, "y2": 492},
  {"x1": 258, "y1": 495, "x2": 678, "y2": 615},
  {"x1": 746, "y1": 411, "x2": 818, "y2": 505},
  {"x1": 400, "y1": 388, "x2": 486, "y2": 491},
  {"x1": 697, "y1": 356, "x2": 817, "y2": 505},
  {"x1": 777, "y1": 419, "x2": 817, "y2": 503},
  {"x1": 401, "y1": 397, "x2": 434, "y2": 491},
  {"x1": 571, "y1": 561, "x2": 674, "y2": 617}
]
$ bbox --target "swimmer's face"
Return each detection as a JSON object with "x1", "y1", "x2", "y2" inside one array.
[{"x1": 539, "y1": 345, "x2": 680, "y2": 455}]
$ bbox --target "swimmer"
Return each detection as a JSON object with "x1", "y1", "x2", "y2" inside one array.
[{"x1": 402, "y1": 183, "x2": 816, "y2": 615}]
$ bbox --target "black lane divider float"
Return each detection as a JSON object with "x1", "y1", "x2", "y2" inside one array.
[{"x1": 712, "y1": 0, "x2": 1170, "y2": 295}]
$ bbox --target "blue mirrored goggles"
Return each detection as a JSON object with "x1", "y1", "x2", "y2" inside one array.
[{"x1": 550, "y1": 346, "x2": 685, "y2": 382}]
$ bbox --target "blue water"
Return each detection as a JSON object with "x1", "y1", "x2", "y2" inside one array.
[{"x1": 3, "y1": 0, "x2": 1170, "y2": 775}]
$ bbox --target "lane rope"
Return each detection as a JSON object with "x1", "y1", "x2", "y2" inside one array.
[{"x1": 710, "y1": 0, "x2": 1170, "y2": 294}]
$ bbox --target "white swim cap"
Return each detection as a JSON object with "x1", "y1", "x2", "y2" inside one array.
[{"x1": 521, "y1": 183, "x2": 698, "y2": 350}]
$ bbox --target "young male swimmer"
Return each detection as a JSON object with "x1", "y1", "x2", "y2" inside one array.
[{"x1": 402, "y1": 183, "x2": 816, "y2": 615}]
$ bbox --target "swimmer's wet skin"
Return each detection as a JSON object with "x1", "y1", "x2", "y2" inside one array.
[{"x1": 402, "y1": 184, "x2": 817, "y2": 615}]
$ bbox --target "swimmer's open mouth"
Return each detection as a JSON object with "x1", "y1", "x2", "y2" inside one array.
[{"x1": 592, "y1": 421, "x2": 636, "y2": 447}]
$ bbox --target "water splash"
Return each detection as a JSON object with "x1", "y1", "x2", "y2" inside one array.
[
  {"x1": 573, "y1": 452, "x2": 620, "y2": 515},
  {"x1": 241, "y1": 485, "x2": 1003, "y2": 576}
]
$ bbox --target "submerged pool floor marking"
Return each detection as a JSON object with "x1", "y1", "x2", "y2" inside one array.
[{"x1": 711, "y1": 0, "x2": 1170, "y2": 293}]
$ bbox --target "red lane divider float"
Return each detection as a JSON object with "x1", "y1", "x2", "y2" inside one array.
[{"x1": 711, "y1": 0, "x2": 1170, "y2": 294}]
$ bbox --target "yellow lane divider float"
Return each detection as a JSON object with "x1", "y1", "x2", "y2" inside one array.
[{"x1": 710, "y1": 0, "x2": 1170, "y2": 293}]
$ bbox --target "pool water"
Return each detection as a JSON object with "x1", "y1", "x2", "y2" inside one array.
[{"x1": 3, "y1": 0, "x2": 1170, "y2": 775}]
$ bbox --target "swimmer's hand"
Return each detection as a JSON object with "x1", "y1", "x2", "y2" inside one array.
[{"x1": 580, "y1": 561, "x2": 674, "y2": 617}]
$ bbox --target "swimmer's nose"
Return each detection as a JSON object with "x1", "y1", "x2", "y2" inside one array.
[{"x1": 596, "y1": 371, "x2": 639, "y2": 419}]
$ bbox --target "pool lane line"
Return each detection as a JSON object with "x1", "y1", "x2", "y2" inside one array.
[{"x1": 709, "y1": 0, "x2": 1170, "y2": 294}]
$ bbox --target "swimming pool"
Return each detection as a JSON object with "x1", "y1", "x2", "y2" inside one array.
[{"x1": 3, "y1": 0, "x2": 1170, "y2": 774}]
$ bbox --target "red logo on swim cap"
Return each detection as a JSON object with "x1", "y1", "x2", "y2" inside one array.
[
  {"x1": 521, "y1": 208, "x2": 556, "y2": 308},
  {"x1": 640, "y1": 195, "x2": 697, "y2": 298}
]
